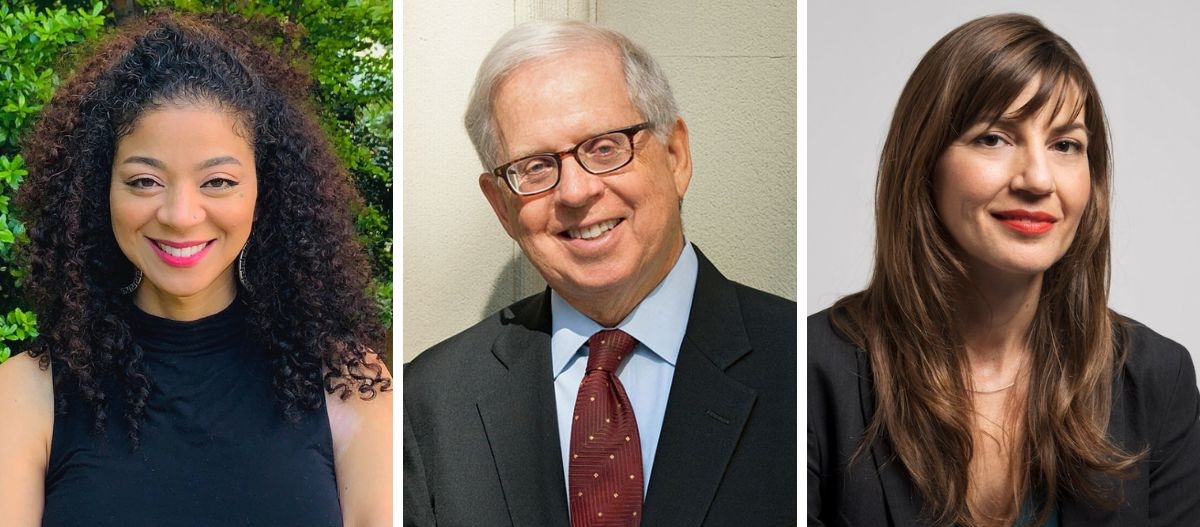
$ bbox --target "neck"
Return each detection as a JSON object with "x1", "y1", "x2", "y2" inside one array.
[
  {"x1": 134, "y1": 280, "x2": 237, "y2": 321},
  {"x1": 956, "y1": 264, "x2": 1043, "y2": 386}
]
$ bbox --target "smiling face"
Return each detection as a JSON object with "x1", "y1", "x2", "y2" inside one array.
[
  {"x1": 479, "y1": 48, "x2": 692, "y2": 326},
  {"x1": 110, "y1": 103, "x2": 257, "y2": 319},
  {"x1": 933, "y1": 82, "x2": 1091, "y2": 281}
]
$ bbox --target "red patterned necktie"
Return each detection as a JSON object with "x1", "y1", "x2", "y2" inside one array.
[{"x1": 568, "y1": 329, "x2": 643, "y2": 526}]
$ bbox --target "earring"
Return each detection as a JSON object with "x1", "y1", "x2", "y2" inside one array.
[
  {"x1": 120, "y1": 269, "x2": 142, "y2": 295},
  {"x1": 238, "y1": 247, "x2": 253, "y2": 293}
]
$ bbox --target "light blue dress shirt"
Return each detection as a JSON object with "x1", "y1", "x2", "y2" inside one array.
[{"x1": 551, "y1": 241, "x2": 698, "y2": 500}]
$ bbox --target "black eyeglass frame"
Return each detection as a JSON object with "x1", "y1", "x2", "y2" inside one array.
[{"x1": 491, "y1": 122, "x2": 653, "y2": 196}]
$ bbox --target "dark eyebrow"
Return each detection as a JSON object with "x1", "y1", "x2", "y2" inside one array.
[
  {"x1": 118, "y1": 155, "x2": 244, "y2": 171},
  {"x1": 197, "y1": 156, "x2": 243, "y2": 170},
  {"x1": 1050, "y1": 122, "x2": 1091, "y2": 137},
  {"x1": 991, "y1": 117, "x2": 1092, "y2": 137},
  {"x1": 120, "y1": 156, "x2": 165, "y2": 169}
]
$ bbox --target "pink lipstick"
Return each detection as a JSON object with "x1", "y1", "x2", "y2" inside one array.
[
  {"x1": 147, "y1": 238, "x2": 214, "y2": 267},
  {"x1": 992, "y1": 210, "x2": 1056, "y2": 235}
]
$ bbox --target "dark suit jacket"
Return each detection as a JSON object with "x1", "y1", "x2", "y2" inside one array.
[
  {"x1": 808, "y1": 309, "x2": 1200, "y2": 526},
  {"x1": 404, "y1": 247, "x2": 797, "y2": 526}
]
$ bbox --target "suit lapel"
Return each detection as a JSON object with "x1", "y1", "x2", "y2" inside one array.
[
  {"x1": 476, "y1": 293, "x2": 571, "y2": 527},
  {"x1": 641, "y1": 250, "x2": 757, "y2": 526}
]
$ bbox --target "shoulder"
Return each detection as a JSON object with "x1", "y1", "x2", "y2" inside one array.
[
  {"x1": 731, "y1": 280, "x2": 797, "y2": 328},
  {"x1": 0, "y1": 351, "x2": 53, "y2": 483},
  {"x1": 1118, "y1": 316, "x2": 1196, "y2": 398},
  {"x1": 1113, "y1": 314, "x2": 1190, "y2": 388},
  {"x1": 0, "y1": 352, "x2": 53, "y2": 423},
  {"x1": 326, "y1": 350, "x2": 393, "y2": 422},
  {"x1": 326, "y1": 351, "x2": 392, "y2": 525},
  {"x1": 326, "y1": 350, "x2": 393, "y2": 452},
  {"x1": 403, "y1": 292, "x2": 545, "y2": 399},
  {"x1": 807, "y1": 308, "x2": 865, "y2": 382},
  {"x1": 720, "y1": 280, "x2": 797, "y2": 356},
  {"x1": 806, "y1": 308, "x2": 872, "y2": 443}
]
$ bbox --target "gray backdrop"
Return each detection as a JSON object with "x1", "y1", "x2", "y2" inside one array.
[{"x1": 807, "y1": 1, "x2": 1200, "y2": 385}]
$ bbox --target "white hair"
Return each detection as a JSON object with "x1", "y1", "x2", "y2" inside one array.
[{"x1": 463, "y1": 19, "x2": 679, "y2": 170}]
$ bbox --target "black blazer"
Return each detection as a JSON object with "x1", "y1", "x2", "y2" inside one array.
[
  {"x1": 808, "y1": 309, "x2": 1200, "y2": 526},
  {"x1": 404, "y1": 247, "x2": 797, "y2": 526}
]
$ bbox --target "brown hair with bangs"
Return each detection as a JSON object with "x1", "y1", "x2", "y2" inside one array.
[{"x1": 830, "y1": 13, "x2": 1141, "y2": 526}]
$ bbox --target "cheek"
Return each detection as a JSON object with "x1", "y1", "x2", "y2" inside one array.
[
  {"x1": 1063, "y1": 171, "x2": 1092, "y2": 216},
  {"x1": 934, "y1": 163, "x2": 997, "y2": 219},
  {"x1": 232, "y1": 188, "x2": 258, "y2": 229},
  {"x1": 109, "y1": 200, "x2": 144, "y2": 237},
  {"x1": 931, "y1": 170, "x2": 958, "y2": 222},
  {"x1": 510, "y1": 202, "x2": 541, "y2": 237}
]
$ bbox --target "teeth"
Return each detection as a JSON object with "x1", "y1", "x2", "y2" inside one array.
[
  {"x1": 157, "y1": 241, "x2": 207, "y2": 258},
  {"x1": 568, "y1": 219, "x2": 619, "y2": 240}
]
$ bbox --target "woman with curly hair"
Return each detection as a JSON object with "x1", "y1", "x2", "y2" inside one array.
[
  {"x1": 808, "y1": 14, "x2": 1200, "y2": 527},
  {"x1": 0, "y1": 11, "x2": 391, "y2": 526}
]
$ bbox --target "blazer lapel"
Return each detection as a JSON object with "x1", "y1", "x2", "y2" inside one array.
[
  {"x1": 476, "y1": 293, "x2": 571, "y2": 527},
  {"x1": 641, "y1": 250, "x2": 757, "y2": 526}
]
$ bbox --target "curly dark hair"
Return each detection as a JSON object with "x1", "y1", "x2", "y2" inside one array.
[{"x1": 16, "y1": 10, "x2": 389, "y2": 447}]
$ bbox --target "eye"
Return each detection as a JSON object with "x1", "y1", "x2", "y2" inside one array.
[
  {"x1": 582, "y1": 136, "x2": 624, "y2": 158},
  {"x1": 201, "y1": 177, "x2": 239, "y2": 189},
  {"x1": 125, "y1": 176, "x2": 161, "y2": 189},
  {"x1": 972, "y1": 133, "x2": 1007, "y2": 148},
  {"x1": 1052, "y1": 140, "x2": 1084, "y2": 155},
  {"x1": 517, "y1": 157, "x2": 555, "y2": 176}
]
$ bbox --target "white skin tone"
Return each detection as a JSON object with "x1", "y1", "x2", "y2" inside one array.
[
  {"x1": 933, "y1": 81, "x2": 1091, "y2": 522},
  {"x1": 0, "y1": 103, "x2": 391, "y2": 526},
  {"x1": 480, "y1": 47, "x2": 693, "y2": 327}
]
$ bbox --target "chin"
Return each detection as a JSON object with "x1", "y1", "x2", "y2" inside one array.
[
  {"x1": 144, "y1": 275, "x2": 223, "y2": 297},
  {"x1": 991, "y1": 257, "x2": 1060, "y2": 277},
  {"x1": 545, "y1": 261, "x2": 638, "y2": 299}
]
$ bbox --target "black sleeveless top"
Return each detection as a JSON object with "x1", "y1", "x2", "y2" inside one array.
[{"x1": 42, "y1": 299, "x2": 343, "y2": 526}]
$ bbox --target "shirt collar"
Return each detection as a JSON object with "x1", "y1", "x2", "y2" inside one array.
[{"x1": 551, "y1": 241, "x2": 699, "y2": 379}]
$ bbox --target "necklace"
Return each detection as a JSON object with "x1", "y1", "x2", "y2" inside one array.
[
  {"x1": 969, "y1": 380, "x2": 1016, "y2": 394},
  {"x1": 969, "y1": 354, "x2": 1026, "y2": 395}
]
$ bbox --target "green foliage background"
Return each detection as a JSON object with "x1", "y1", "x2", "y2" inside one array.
[{"x1": 0, "y1": 0, "x2": 393, "y2": 363}]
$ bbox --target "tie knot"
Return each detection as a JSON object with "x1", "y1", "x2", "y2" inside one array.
[{"x1": 586, "y1": 329, "x2": 636, "y2": 373}]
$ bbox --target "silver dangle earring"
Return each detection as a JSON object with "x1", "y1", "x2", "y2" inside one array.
[
  {"x1": 238, "y1": 247, "x2": 253, "y2": 293},
  {"x1": 120, "y1": 269, "x2": 142, "y2": 295}
]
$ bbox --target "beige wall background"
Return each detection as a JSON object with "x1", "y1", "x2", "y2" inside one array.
[{"x1": 402, "y1": 0, "x2": 796, "y2": 362}]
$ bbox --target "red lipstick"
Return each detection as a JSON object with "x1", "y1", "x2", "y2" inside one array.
[{"x1": 992, "y1": 210, "x2": 1057, "y2": 235}]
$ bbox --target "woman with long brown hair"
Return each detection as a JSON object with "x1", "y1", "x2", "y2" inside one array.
[{"x1": 808, "y1": 13, "x2": 1200, "y2": 527}]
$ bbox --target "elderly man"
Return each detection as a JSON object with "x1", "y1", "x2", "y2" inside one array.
[{"x1": 404, "y1": 20, "x2": 796, "y2": 526}]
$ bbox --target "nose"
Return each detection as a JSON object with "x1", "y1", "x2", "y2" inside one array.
[
  {"x1": 157, "y1": 185, "x2": 206, "y2": 230},
  {"x1": 553, "y1": 154, "x2": 604, "y2": 208},
  {"x1": 1012, "y1": 145, "x2": 1056, "y2": 196}
]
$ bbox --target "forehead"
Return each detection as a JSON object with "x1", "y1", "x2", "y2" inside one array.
[
  {"x1": 492, "y1": 48, "x2": 642, "y2": 159},
  {"x1": 986, "y1": 77, "x2": 1087, "y2": 128},
  {"x1": 114, "y1": 104, "x2": 254, "y2": 163}
]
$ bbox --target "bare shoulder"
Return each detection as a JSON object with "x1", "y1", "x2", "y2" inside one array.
[
  {"x1": 0, "y1": 351, "x2": 53, "y2": 456},
  {"x1": 0, "y1": 352, "x2": 53, "y2": 423},
  {"x1": 326, "y1": 351, "x2": 392, "y2": 527},
  {"x1": 326, "y1": 351, "x2": 393, "y2": 422},
  {"x1": 0, "y1": 352, "x2": 53, "y2": 525}
]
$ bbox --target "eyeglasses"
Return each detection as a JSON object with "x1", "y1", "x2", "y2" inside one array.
[{"x1": 491, "y1": 122, "x2": 652, "y2": 196}]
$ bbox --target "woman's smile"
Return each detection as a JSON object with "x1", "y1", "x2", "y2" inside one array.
[{"x1": 147, "y1": 237, "x2": 216, "y2": 267}]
